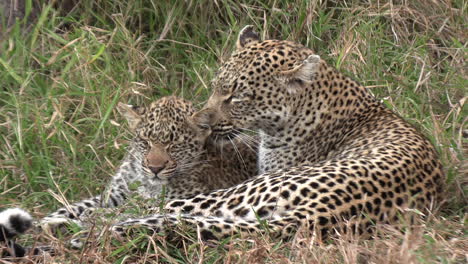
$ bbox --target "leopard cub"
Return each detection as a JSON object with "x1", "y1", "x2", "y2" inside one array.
[{"x1": 39, "y1": 96, "x2": 258, "y2": 227}]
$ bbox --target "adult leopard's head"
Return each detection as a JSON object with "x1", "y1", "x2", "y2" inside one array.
[
  {"x1": 118, "y1": 96, "x2": 211, "y2": 181},
  {"x1": 198, "y1": 26, "x2": 323, "y2": 144}
]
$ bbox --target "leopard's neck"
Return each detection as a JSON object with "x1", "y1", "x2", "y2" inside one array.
[{"x1": 258, "y1": 63, "x2": 382, "y2": 173}]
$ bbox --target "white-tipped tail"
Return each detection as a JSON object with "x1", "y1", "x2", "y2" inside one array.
[{"x1": 0, "y1": 208, "x2": 33, "y2": 238}]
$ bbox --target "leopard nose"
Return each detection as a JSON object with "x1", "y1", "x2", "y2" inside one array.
[{"x1": 148, "y1": 165, "x2": 165, "y2": 176}]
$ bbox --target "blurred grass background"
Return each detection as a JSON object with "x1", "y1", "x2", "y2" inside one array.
[{"x1": 0, "y1": 0, "x2": 466, "y2": 263}]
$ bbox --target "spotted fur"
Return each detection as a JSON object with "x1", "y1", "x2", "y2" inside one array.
[
  {"x1": 40, "y1": 96, "x2": 257, "y2": 227},
  {"x1": 112, "y1": 26, "x2": 444, "y2": 241}
]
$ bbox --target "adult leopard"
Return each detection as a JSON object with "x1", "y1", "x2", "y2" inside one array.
[
  {"x1": 112, "y1": 26, "x2": 444, "y2": 241},
  {"x1": 39, "y1": 96, "x2": 257, "y2": 228}
]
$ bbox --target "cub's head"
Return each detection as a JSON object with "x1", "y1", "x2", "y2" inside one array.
[
  {"x1": 118, "y1": 96, "x2": 211, "y2": 180},
  {"x1": 200, "y1": 26, "x2": 322, "y2": 143}
]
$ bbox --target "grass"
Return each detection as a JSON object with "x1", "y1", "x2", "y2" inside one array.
[{"x1": 0, "y1": 0, "x2": 466, "y2": 263}]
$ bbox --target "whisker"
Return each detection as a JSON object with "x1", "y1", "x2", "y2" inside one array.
[
  {"x1": 177, "y1": 160, "x2": 210, "y2": 169},
  {"x1": 231, "y1": 131, "x2": 259, "y2": 154},
  {"x1": 219, "y1": 138, "x2": 225, "y2": 159},
  {"x1": 232, "y1": 128, "x2": 260, "y2": 144},
  {"x1": 229, "y1": 138, "x2": 248, "y2": 170},
  {"x1": 239, "y1": 127, "x2": 289, "y2": 145},
  {"x1": 236, "y1": 127, "x2": 260, "y2": 135}
]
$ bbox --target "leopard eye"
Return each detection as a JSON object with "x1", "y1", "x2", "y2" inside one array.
[
  {"x1": 197, "y1": 123, "x2": 210, "y2": 130},
  {"x1": 138, "y1": 138, "x2": 150, "y2": 149}
]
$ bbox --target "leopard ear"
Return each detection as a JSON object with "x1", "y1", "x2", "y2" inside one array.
[
  {"x1": 117, "y1": 102, "x2": 143, "y2": 131},
  {"x1": 279, "y1": 55, "x2": 322, "y2": 94},
  {"x1": 236, "y1": 25, "x2": 261, "y2": 51}
]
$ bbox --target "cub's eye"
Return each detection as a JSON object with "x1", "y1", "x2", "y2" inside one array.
[{"x1": 138, "y1": 139, "x2": 150, "y2": 149}]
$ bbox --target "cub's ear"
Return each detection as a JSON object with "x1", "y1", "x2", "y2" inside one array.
[
  {"x1": 189, "y1": 108, "x2": 218, "y2": 131},
  {"x1": 279, "y1": 54, "x2": 322, "y2": 94},
  {"x1": 117, "y1": 102, "x2": 144, "y2": 131},
  {"x1": 236, "y1": 25, "x2": 261, "y2": 51}
]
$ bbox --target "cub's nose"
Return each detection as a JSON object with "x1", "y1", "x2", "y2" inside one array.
[
  {"x1": 148, "y1": 165, "x2": 165, "y2": 176},
  {"x1": 145, "y1": 144, "x2": 171, "y2": 177}
]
